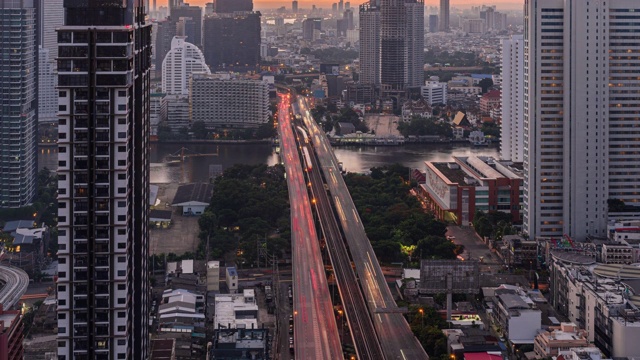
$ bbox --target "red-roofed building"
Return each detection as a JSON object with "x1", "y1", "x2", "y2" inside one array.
[
  {"x1": 464, "y1": 352, "x2": 502, "y2": 360},
  {"x1": 479, "y1": 90, "x2": 501, "y2": 114}
]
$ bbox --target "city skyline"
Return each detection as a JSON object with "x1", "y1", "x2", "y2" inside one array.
[{"x1": 159, "y1": 0, "x2": 525, "y2": 10}]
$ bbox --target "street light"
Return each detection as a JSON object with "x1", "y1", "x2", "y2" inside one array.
[
  {"x1": 337, "y1": 309, "x2": 344, "y2": 341},
  {"x1": 418, "y1": 308, "x2": 424, "y2": 327}
]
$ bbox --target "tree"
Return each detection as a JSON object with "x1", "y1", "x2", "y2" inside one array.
[
  {"x1": 191, "y1": 121, "x2": 208, "y2": 139},
  {"x1": 479, "y1": 78, "x2": 494, "y2": 93}
]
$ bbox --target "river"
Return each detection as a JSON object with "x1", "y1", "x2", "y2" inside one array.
[{"x1": 38, "y1": 142, "x2": 500, "y2": 183}]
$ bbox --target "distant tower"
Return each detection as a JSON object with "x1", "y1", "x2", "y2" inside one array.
[
  {"x1": 162, "y1": 37, "x2": 211, "y2": 95},
  {"x1": 439, "y1": 0, "x2": 449, "y2": 31},
  {"x1": 428, "y1": 14, "x2": 438, "y2": 33},
  {"x1": 359, "y1": 2, "x2": 380, "y2": 85},
  {"x1": 500, "y1": 35, "x2": 524, "y2": 163},
  {"x1": 339, "y1": 0, "x2": 344, "y2": 11},
  {"x1": 380, "y1": 0, "x2": 424, "y2": 91},
  {"x1": 292, "y1": 0, "x2": 298, "y2": 13}
]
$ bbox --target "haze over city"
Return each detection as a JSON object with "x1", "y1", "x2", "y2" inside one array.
[{"x1": 159, "y1": 0, "x2": 525, "y2": 10}]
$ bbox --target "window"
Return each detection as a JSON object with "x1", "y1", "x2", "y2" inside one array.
[
  {"x1": 59, "y1": 91, "x2": 67, "y2": 97},
  {"x1": 59, "y1": 202, "x2": 67, "y2": 209},
  {"x1": 58, "y1": 299, "x2": 66, "y2": 305},
  {"x1": 118, "y1": 311, "x2": 126, "y2": 318},
  {"x1": 118, "y1": 339, "x2": 126, "y2": 346},
  {"x1": 118, "y1": 160, "x2": 126, "y2": 166},
  {"x1": 118, "y1": 354, "x2": 126, "y2": 359},
  {"x1": 118, "y1": 201, "x2": 126, "y2": 207},
  {"x1": 59, "y1": 258, "x2": 66, "y2": 264},
  {"x1": 58, "y1": 313, "x2": 66, "y2": 319},
  {"x1": 118, "y1": 242, "x2": 126, "y2": 249},
  {"x1": 118, "y1": 118, "x2": 126, "y2": 124},
  {"x1": 59, "y1": 174, "x2": 66, "y2": 181},
  {"x1": 117, "y1": 229, "x2": 126, "y2": 235},
  {"x1": 59, "y1": 216, "x2": 66, "y2": 223},
  {"x1": 118, "y1": 270, "x2": 126, "y2": 277},
  {"x1": 117, "y1": 326, "x2": 126, "y2": 332},
  {"x1": 58, "y1": 341, "x2": 65, "y2": 347},
  {"x1": 118, "y1": 298, "x2": 125, "y2": 304},
  {"x1": 59, "y1": 105, "x2": 67, "y2": 111},
  {"x1": 118, "y1": 174, "x2": 126, "y2": 180},
  {"x1": 59, "y1": 161, "x2": 66, "y2": 167},
  {"x1": 118, "y1": 188, "x2": 126, "y2": 194},
  {"x1": 118, "y1": 256, "x2": 125, "y2": 263},
  {"x1": 59, "y1": 133, "x2": 66, "y2": 139},
  {"x1": 118, "y1": 90, "x2": 127, "y2": 97},
  {"x1": 118, "y1": 132, "x2": 126, "y2": 138},
  {"x1": 118, "y1": 146, "x2": 126, "y2": 152},
  {"x1": 118, "y1": 104, "x2": 126, "y2": 111}
]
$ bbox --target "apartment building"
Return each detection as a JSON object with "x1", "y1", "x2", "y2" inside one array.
[
  {"x1": 190, "y1": 74, "x2": 269, "y2": 129},
  {"x1": 523, "y1": 0, "x2": 640, "y2": 240},
  {"x1": 57, "y1": 1, "x2": 151, "y2": 358}
]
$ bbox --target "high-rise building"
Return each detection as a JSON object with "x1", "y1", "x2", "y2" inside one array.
[
  {"x1": 428, "y1": 14, "x2": 438, "y2": 33},
  {"x1": 162, "y1": 36, "x2": 210, "y2": 95},
  {"x1": 500, "y1": 35, "x2": 524, "y2": 163},
  {"x1": 171, "y1": 4, "x2": 202, "y2": 47},
  {"x1": 154, "y1": 18, "x2": 178, "y2": 79},
  {"x1": 524, "y1": 0, "x2": 640, "y2": 240},
  {"x1": 302, "y1": 17, "x2": 322, "y2": 41},
  {"x1": 343, "y1": 9, "x2": 354, "y2": 30},
  {"x1": 338, "y1": 0, "x2": 344, "y2": 12},
  {"x1": 0, "y1": 0, "x2": 38, "y2": 209},
  {"x1": 358, "y1": 2, "x2": 380, "y2": 85},
  {"x1": 39, "y1": 47, "x2": 58, "y2": 123},
  {"x1": 0, "y1": 304, "x2": 24, "y2": 360},
  {"x1": 37, "y1": 0, "x2": 64, "y2": 59},
  {"x1": 214, "y1": 0, "x2": 252, "y2": 13},
  {"x1": 56, "y1": 1, "x2": 152, "y2": 359},
  {"x1": 203, "y1": 12, "x2": 261, "y2": 71},
  {"x1": 380, "y1": 0, "x2": 424, "y2": 91},
  {"x1": 439, "y1": 0, "x2": 449, "y2": 31},
  {"x1": 292, "y1": 0, "x2": 298, "y2": 13},
  {"x1": 190, "y1": 73, "x2": 270, "y2": 129}
]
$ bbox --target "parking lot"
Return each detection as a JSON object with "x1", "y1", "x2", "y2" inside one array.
[{"x1": 446, "y1": 225, "x2": 503, "y2": 273}]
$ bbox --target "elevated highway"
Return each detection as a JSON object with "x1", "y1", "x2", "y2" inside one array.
[
  {"x1": 296, "y1": 97, "x2": 429, "y2": 360},
  {"x1": 0, "y1": 264, "x2": 30, "y2": 309},
  {"x1": 277, "y1": 93, "x2": 343, "y2": 360}
]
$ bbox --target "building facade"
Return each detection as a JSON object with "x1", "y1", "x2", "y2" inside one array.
[
  {"x1": 0, "y1": 304, "x2": 23, "y2": 360},
  {"x1": 358, "y1": 2, "x2": 380, "y2": 85},
  {"x1": 190, "y1": 74, "x2": 269, "y2": 129},
  {"x1": 500, "y1": 34, "x2": 524, "y2": 163},
  {"x1": 420, "y1": 80, "x2": 447, "y2": 105},
  {"x1": 162, "y1": 36, "x2": 210, "y2": 95},
  {"x1": 154, "y1": 18, "x2": 177, "y2": 79},
  {"x1": 214, "y1": 0, "x2": 252, "y2": 13},
  {"x1": 533, "y1": 323, "x2": 590, "y2": 358},
  {"x1": 56, "y1": 1, "x2": 151, "y2": 358},
  {"x1": 420, "y1": 156, "x2": 523, "y2": 226},
  {"x1": 203, "y1": 12, "x2": 261, "y2": 71},
  {"x1": 0, "y1": 0, "x2": 38, "y2": 209},
  {"x1": 160, "y1": 94, "x2": 190, "y2": 132},
  {"x1": 524, "y1": 0, "x2": 640, "y2": 240}
]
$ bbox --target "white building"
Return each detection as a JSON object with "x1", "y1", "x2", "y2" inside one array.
[
  {"x1": 491, "y1": 286, "x2": 542, "y2": 344},
  {"x1": 38, "y1": 47, "x2": 58, "y2": 123},
  {"x1": 500, "y1": 35, "x2": 524, "y2": 162},
  {"x1": 38, "y1": 0, "x2": 64, "y2": 59},
  {"x1": 524, "y1": 0, "x2": 640, "y2": 240},
  {"x1": 213, "y1": 289, "x2": 258, "y2": 329},
  {"x1": 190, "y1": 73, "x2": 270, "y2": 129},
  {"x1": 162, "y1": 36, "x2": 210, "y2": 95},
  {"x1": 421, "y1": 80, "x2": 447, "y2": 105}
]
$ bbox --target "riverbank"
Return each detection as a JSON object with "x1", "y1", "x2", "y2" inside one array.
[{"x1": 151, "y1": 139, "x2": 272, "y2": 145}]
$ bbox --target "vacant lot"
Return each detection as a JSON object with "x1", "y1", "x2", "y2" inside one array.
[{"x1": 149, "y1": 183, "x2": 200, "y2": 255}]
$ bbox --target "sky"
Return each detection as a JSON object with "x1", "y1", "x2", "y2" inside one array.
[{"x1": 162, "y1": 0, "x2": 524, "y2": 11}]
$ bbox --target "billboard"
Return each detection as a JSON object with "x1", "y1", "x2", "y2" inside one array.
[{"x1": 419, "y1": 260, "x2": 479, "y2": 294}]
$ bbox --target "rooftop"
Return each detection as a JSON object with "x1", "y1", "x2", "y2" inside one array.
[
  {"x1": 2, "y1": 220, "x2": 34, "y2": 233},
  {"x1": 432, "y1": 162, "x2": 468, "y2": 185},
  {"x1": 172, "y1": 183, "x2": 214, "y2": 206}
]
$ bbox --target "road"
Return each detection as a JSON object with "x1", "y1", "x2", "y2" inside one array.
[
  {"x1": 277, "y1": 93, "x2": 343, "y2": 360},
  {"x1": 0, "y1": 264, "x2": 30, "y2": 309},
  {"x1": 304, "y1": 138, "x2": 385, "y2": 360},
  {"x1": 297, "y1": 97, "x2": 429, "y2": 360}
]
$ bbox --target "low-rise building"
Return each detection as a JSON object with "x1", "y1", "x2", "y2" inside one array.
[
  {"x1": 479, "y1": 90, "x2": 501, "y2": 115},
  {"x1": 420, "y1": 156, "x2": 523, "y2": 225},
  {"x1": 533, "y1": 323, "x2": 591, "y2": 358},
  {"x1": 213, "y1": 289, "x2": 258, "y2": 330},
  {"x1": 501, "y1": 235, "x2": 537, "y2": 268},
  {"x1": 160, "y1": 94, "x2": 190, "y2": 132},
  {"x1": 158, "y1": 289, "x2": 205, "y2": 333},
  {"x1": 421, "y1": 79, "x2": 448, "y2": 105},
  {"x1": 549, "y1": 258, "x2": 640, "y2": 358},
  {"x1": 489, "y1": 286, "x2": 542, "y2": 344},
  {"x1": 170, "y1": 183, "x2": 214, "y2": 216},
  {"x1": 210, "y1": 328, "x2": 268, "y2": 359}
]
